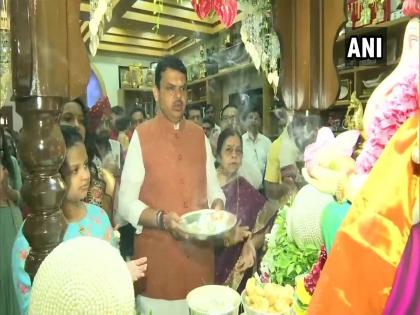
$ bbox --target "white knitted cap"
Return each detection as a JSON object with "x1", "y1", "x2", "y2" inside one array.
[
  {"x1": 286, "y1": 184, "x2": 334, "y2": 248},
  {"x1": 29, "y1": 237, "x2": 135, "y2": 315}
]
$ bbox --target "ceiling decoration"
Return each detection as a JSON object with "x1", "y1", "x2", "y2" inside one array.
[{"x1": 79, "y1": 0, "x2": 244, "y2": 57}]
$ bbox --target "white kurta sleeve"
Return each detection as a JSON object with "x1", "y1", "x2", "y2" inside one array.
[
  {"x1": 117, "y1": 132, "x2": 149, "y2": 233},
  {"x1": 205, "y1": 137, "x2": 226, "y2": 207}
]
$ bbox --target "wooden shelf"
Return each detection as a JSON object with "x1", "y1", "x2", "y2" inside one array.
[
  {"x1": 188, "y1": 78, "x2": 207, "y2": 86},
  {"x1": 189, "y1": 98, "x2": 207, "y2": 106},
  {"x1": 338, "y1": 59, "x2": 400, "y2": 74},
  {"x1": 335, "y1": 100, "x2": 350, "y2": 106},
  {"x1": 336, "y1": 16, "x2": 410, "y2": 42},
  {"x1": 333, "y1": 98, "x2": 368, "y2": 108},
  {"x1": 120, "y1": 87, "x2": 153, "y2": 92},
  {"x1": 188, "y1": 62, "x2": 254, "y2": 86}
]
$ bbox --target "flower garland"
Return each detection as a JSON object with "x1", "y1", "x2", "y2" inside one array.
[
  {"x1": 240, "y1": 7, "x2": 281, "y2": 94},
  {"x1": 356, "y1": 69, "x2": 419, "y2": 174},
  {"x1": 260, "y1": 206, "x2": 320, "y2": 286}
]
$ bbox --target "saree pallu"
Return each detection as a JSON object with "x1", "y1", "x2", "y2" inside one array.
[
  {"x1": 215, "y1": 176, "x2": 277, "y2": 292},
  {"x1": 308, "y1": 114, "x2": 419, "y2": 315}
]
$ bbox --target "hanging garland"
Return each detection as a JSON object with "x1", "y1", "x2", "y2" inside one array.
[
  {"x1": 240, "y1": 2, "x2": 281, "y2": 94},
  {"x1": 0, "y1": 0, "x2": 11, "y2": 109}
]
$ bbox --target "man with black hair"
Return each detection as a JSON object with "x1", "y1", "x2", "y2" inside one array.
[
  {"x1": 202, "y1": 117, "x2": 215, "y2": 139},
  {"x1": 204, "y1": 103, "x2": 216, "y2": 121},
  {"x1": 185, "y1": 104, "x2": 203, "y2": 126},
  {"x1": 220, "y1": 104, "x2": 239, "y2": 130},
  {"x1": 110, "y1": 105, "x2": 125, "y2": 140},
  {"x1": 204, "y1": 103, "x2": 221, "y2": 139},
  {"x1": 118, "y1": 55, "x2": 225, "y2": 315},
  {"x1": 127, "y1": 107, "x2": 146, "y2": 140},
  {"x1": 242, "y1": 106, "x2": 272, "y2": 189},
  {"x1": 264, "y1": 106, "x2": 299, "y2": 202},
  {"x1": 265, "y1": 110, "x2": 321, "y2": 203}
]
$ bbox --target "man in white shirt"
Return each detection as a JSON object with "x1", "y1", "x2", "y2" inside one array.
[
  {"x1": 241, "y1": 106, "x2": 272, "y2": 189},
  {"x1": 117, "y1": 56, "x2": 225, "y2": 315}
]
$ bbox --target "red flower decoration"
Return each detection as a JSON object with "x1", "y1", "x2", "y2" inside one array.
[
  {"x1": 191, "y1": 0, "x2": 237, "y2": 28},
  {"x1": 192, "y1": 0, "x2": 213, "y2": 19},
  {"x1": 214, "y1": 0, "x2": 238, "y2": 28}
]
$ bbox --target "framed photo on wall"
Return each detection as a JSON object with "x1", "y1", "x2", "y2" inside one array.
[{"x1": 118, "y1": 66, "x2": 129, "y2": 88}]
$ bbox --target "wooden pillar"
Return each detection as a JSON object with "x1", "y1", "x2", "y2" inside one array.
[
  {"x1": 273, "y1": 0, "x2": 346, "y2": 110},
  {"x1": 10, "y1": 0, "x2": 90, "y2": 281}
]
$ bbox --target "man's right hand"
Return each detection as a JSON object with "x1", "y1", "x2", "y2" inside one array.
[{"x1": 163, "y1": 212, "x2": 189, "y2": 240}]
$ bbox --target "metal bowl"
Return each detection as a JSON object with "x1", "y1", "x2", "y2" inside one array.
[{"x1": 179, "y1": 209, "x2": 237, "y2": 241}]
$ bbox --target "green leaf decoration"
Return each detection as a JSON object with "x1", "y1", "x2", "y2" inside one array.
[{"x1": 260, "y1": 207, "x2": 320, "y2": 286}]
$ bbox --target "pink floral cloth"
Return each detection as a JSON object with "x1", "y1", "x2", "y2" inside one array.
[
  {"x1": 356, "y1": 69, "x2": 419, "y2": 174},
  {"x1": 304, "y1": 127, "x2": 360, "y2": 174}
]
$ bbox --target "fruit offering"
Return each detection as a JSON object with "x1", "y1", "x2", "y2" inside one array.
[{"x1": 243, "y1": 277, "x2": 294, "y2": 314}]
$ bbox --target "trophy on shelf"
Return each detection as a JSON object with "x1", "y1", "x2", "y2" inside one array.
[
  {"x1": 198, "y1": 44, "x2": 207, "y2": 79},
  {"x1": 346, "y1": 3, "x2": 354, "y2": 28},
  {"x1": 355, "y1": 0, "x2": 372, "y2": 27},
  {"x1": 391, "y1": 0, "x2": 405, "y2": 20},
  {"x1": 373, "y1": 0, "x2": 385, "y2": 24},
  {"x1": 343, "y1": 92, "x2": 364, "y2": 131},
  {"x1": 145, "y1": 68, "x2": 154, "y2": 87}
]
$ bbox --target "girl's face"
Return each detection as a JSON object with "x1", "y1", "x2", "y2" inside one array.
[
  {"x1": 61, "y1": 102, "x2": 86, "y2": 140},
  {"x1": 63, "y1": 143, "x2": 90, "y2": 202},
  {"x1": 218, "y1": 135, "x2": 242, "y2": 176}
]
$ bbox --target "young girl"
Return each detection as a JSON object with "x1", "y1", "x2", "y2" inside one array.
[
  {"x1": 11, "y1": 126, "x2": 147, "y2": 315},
  {"x1": 0, "y1": 126, "x2": 22, "y2": 315}
]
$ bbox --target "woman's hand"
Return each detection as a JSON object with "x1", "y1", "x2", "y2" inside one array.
[
  {"x1": 126, "y1": 257, "x2": 147, "y2": 282},
  {"x1": 236, "y1": 239, "x2": 256, "y2": 272},
  {"x1": 225, "y1": 224, "x2": 251, "y2": 246}
]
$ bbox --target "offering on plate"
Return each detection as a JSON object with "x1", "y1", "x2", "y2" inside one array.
[
  {"x1": 179, "y1": 209, "x2": 237, "y2": 241},
  {"x1": 242, "y1": 277, "x2": 294, "y2": 314}
]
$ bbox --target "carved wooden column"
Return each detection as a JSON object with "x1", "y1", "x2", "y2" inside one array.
[
  {"x1": 10, "y1": 0, "x2": 89, "y2": 281},
  {"x1": 273, "y1": 0, "x2": 346, "y2": 110}
]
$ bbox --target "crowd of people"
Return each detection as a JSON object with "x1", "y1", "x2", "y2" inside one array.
[
  {"x1": 3, "y1": 11, "x2": 418, "y2": 310},
  {"x1": 0, "y1": 55, "x2": 320, "y2": 315}
]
